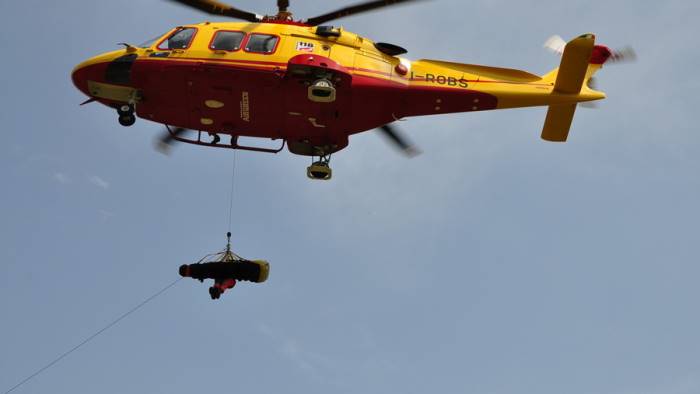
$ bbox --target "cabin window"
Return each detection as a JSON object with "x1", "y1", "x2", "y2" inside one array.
[
  {"x1": 210, "y1": 31, "x2": 245, "y2": 51},
  {"x1": 245, "y1": 34, "x2": 279, "y2": 54},
  {"x1": 157, "y1": 27, "x2": 197, "y2": 50}
]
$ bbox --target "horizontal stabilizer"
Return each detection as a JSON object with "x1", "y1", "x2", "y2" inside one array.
[{"x1": 542, "y1": 104, "x2": 577, "y2": 142}]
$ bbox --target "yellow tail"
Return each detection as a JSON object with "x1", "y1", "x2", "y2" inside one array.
[{"x1": 540, "y1": 34, "x2": 604, "y2": 142}]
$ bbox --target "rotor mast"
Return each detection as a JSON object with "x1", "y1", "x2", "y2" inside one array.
[{"x1": 267, "y1": 0, "x2": 293, "y2": 21}]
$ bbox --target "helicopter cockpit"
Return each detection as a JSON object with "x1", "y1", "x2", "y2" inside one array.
[
  {"x1": 140, "y1": 26, "x2": 281, "y2": 55},
  {"x1": 137, "y1": 27, "x2": 195, "y2": 50},
  {"x1": 158, "y1": 27, "x2": 197, "y2": 50}
]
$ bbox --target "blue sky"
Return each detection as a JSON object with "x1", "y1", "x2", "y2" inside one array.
[{"x1": 2, "y1": 1, "x2": 700, "y2": 393}]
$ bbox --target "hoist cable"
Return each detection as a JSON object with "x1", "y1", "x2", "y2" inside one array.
[
  {"x1": 4, "y1": 277, "x2": 183, "y2": 394},
  {"x1": 227, "y1": 150, "x2": 238, "y2": 232}
]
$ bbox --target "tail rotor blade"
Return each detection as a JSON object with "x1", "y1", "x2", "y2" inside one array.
[
  {"x1": 544, "y1": 35, "x2": 566, "y2": 55},
  {"x1": 609, "y1": 46, "x2": 637, "y2": 63},
  {"x1": 580, "y1": 77, "x2": 599, "y2": 108},
  {"x1": 587, "y1": 76, "x2": 598, "y2": 90}
]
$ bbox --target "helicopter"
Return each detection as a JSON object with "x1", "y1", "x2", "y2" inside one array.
[{"x1": 71, "y1": 0, "x2": 634, "y2": 180}]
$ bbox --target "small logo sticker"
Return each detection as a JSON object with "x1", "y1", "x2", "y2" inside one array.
[
  {"x1": 296, "y1": 41, "x2": 314, "y2": 52},
  {"x1": 240, "y1": 91, "x2": 250, "y2": 122}
]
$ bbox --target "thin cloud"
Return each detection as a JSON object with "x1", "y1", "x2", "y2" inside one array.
[
  {"x1": 52, "y1": 172, "x2": 70, "y2": 184},
  {"x1": 88, "y1": 175, "x2": 110, "y2": 190},
  {"x1": 98, "y1": 209, "x2": 115, "y2": 221},
  {"x1": 257, "y1": 323, "x2": 331, "y2": 382}
]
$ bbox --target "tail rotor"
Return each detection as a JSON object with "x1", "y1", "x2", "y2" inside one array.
[
  {"x1": 545, "y1": 34, "x2": 637, "y2": 66},
  {"x1": 544, "y1": 34, "x2": 636, "y2": 111}
]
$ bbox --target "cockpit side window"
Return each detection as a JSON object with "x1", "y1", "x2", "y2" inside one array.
[
  {"x1": 245, "y1": 34, "x2": 280, "y2": 54},
  {"x1": 210, "y1": 31, "x2": 245, "y2": 52},
  {"x1": 157, "y1": 27, "x2": 197, "y2": 50}
]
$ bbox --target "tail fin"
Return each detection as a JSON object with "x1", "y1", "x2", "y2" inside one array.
[
  {"x1": 541, "y1": 34, "x2": 596, "y2": 142},
  {"x1": 552, "y1": 34, "x2": 595, "y2": 94},
  {"x1": 541, "y1": 104, "x2": 578, "y2": 142},
  {"x1": 542, "y1": 34, "x2": 604, "y2": 90}
]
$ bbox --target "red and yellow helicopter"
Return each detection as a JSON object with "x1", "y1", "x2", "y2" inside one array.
[{"x1": 71, "y1": 0, "x2": 633, "y2": 180}]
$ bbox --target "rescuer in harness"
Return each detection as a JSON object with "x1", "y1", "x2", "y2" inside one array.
[{"x1": 179, "y1": 232, "x2": 270, "y2": 299}]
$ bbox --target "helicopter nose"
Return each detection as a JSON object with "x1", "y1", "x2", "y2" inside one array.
[{"x1": 71, "y1": 49, "x2": 137, "y2": 99}]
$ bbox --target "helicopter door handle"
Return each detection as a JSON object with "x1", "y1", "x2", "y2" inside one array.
[{"x1": 172, "y1": 49, "x2": 185, "y2": 54}]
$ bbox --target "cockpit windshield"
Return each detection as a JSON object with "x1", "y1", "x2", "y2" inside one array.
[
  {"x1": 138, "y1": 35, "x2": 161, "y2": 48},
  {"x1": 157, "y1": 27, "x2": 197, "y2": 50}
]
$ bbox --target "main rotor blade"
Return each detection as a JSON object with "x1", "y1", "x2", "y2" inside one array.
[
  {"x1": 379, "y1": 124, "x2": 420, "y2": 157},
  {"x1": 305, "y1": 0, "x2": 423, "y2": 26},
  {"x1": 156, "y1": 126, "x2": 188, "y2": 155},
  {"x1": 166, "y1": 0, "x2": 262, "y2": 22}
]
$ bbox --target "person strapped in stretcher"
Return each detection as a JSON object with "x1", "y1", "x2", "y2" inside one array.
[{"x1": 179, "y1": 233, "x2": 270, "y2": 300}]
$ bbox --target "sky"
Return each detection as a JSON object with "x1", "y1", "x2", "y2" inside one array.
[{"x1": 1, "y1": 0, "x2": 700, "y2": 393}]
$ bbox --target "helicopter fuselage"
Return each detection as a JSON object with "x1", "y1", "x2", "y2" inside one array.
[{"x1": 71, "y1": 21, "x2": 605, "y2": 155}]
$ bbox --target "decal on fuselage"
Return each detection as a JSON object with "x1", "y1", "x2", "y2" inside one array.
[
  {"x1": 410, "y1": 72, "x2": 469, "y2": 88},
  {"x1": 240, "y1": 91, "x2": 250, "y2": 122},
  {"x1": 296, "y1": 41, "x2": 314, "y2": 52}
]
